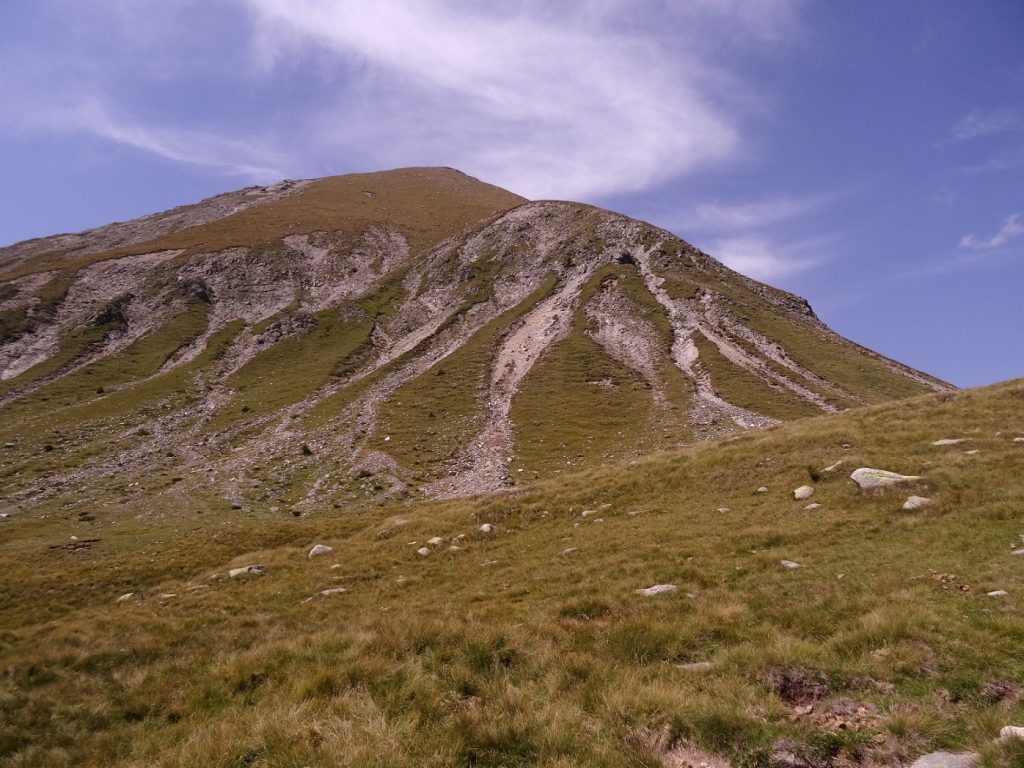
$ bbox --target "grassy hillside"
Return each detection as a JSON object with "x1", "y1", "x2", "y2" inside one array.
[
  {"x1": 2, "y1": 379, "x2": 1023, "y2": 767},
  {"x1": 0, "y1": 168, "x2": 526, "y2": 281}
]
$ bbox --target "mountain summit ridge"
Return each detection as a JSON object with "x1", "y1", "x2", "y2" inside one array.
[{"x1": 0, "y1": 167, "x2": 950, "y2": 514}]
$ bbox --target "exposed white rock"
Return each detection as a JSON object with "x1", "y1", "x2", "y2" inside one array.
[
  {"x1": 793, "y1": 485, "x2": 814, "y2": 500},
  {"x1": 987, "y1": 590, "x2": 1009, "y2": 597},
  {"x1": 308, "y1": 544, "x2": 332, "y2": 559},
  {"x1": 116, "y1": 592, "x2": 134, "y2": 603},
  {"x1": 562, "y1": 547, "x2": 578, "y2": 555},
  {"x1": 756, "y1": 486, "x2": 768, "y2": 494},
  {"x1": 803, "y1": 503, "x2": 822, "y2": 510},
  {"x1": 1012, "y1": 549, "x2": 1024, "y2": 556},
  {"x1": 932, "y1": 438, "x2": 967, "y2": 446},
  {"x1": 909, "y1": 751, "x2": 978, "y2": 768},
  {"x1": 581, "y1": 509, "x2": 596, "y2": 517},
  {"x1": 780, "y1": 560, "x2": 802, "y2": 569},
  {"x1": 1013, "y1": 437, "x2": 1024, "y2": 443},
  {"x1": 717, "y1": 507, "x2": 731, "y2": 513},
  {"x1": 822, "y1": 460, "x2": 843, "y2": 472},
  {"x1": 427, "y1": 536, "x2": 443, "y2": 545},
  {"x1": 330, "y1": 563, "x2": 342, "y2": 569},
  {"x1": 636, "y1": 584, "x2": 677, "y2": 596},
  {"x1": 999, "y1": 725, "x2": 1024, "y2": 741},
  {"x1": 965, "y1": 449, "x2": 980, "y2": 455},
  {"x1": 850, "y1": 467, "x2": 920, "y2": 489},
  {"x1": 417, "y1": 547, "x2": 430, "y2": 556},
  {"x1": 479, "y1": 523, "x2": 495, "y2": 533},
  {"x1": 903, "y1": 495, "x2": 933, "y2": 510},
  {"x1": 229, "y1": 564, "x2": 265, "y2": 577},
  {"x1": 319, "y1": 588, "x2": 347, "y2": 596}
]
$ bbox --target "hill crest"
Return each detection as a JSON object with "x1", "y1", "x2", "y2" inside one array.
[{"x1": 0, "y1": 168, "x2": 950, "y2": 514}]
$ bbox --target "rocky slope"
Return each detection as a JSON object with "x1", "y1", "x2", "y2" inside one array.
[{"x1": 0, "y1": 167, "x2": 950, "y2": 518}]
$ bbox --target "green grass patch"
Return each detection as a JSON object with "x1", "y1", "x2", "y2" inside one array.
[
  {"x1": 371, "y1": 274, "x2": 558, "y2": 479},
  {"x1": 692, "y1": 330, "x2": 824, "y2": 421}
]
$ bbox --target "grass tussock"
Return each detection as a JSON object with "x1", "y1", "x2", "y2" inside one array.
[{"x1": 1, "y1": 376, "x2": 1023, "y2": 765}]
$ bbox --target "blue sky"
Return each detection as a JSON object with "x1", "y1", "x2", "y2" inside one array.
[{"x1": 1, "y1": 1, "x2": 1022, "y2": 387}]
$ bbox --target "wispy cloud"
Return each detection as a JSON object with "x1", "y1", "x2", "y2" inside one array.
[
  {"x1": 656, "y1": 192, "x2": 837, "y2": 281},
  {"x1": 690, "y1": 195, "x2": 827, "y2": 230},
  {"x1": 960, "y1": 213, "x2": 1024, "y2": 250},
  {"x1": 43, "y1": 100, "x2": 286, "y2": 179},
  {"x1": 239, "y1": 0, "x2": 804, "y2": 198},
  {"x1": 0, "y1": 0, "x2": 806, "y2": 200},
  {"x1": 709, "y1": 234, "x2": 826, "y2": 280},
  {"x1": 950, "y1": 109, "x2": 1021, "y2": 141}
]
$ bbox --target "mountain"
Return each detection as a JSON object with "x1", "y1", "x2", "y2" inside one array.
[
  {"x1": 0, "y1": 167, "x2": 949, "y2": 518},
  {"x1": 3, "y1": 169, "x2": 1023, "y2": 767}
]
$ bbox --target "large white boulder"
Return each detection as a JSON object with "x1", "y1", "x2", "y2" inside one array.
[
  {"x1": 850, "y1": 467, "x2": 920, "y2": 489},
  {"x1": 308, "y1": 544, "x2": 333, "y2": 559}
]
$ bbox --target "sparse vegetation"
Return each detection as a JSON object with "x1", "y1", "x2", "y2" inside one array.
[
  {"x1": 0, "y1": 380, "x2": 1022, "y2": 766},
  {"x1": 0, "y1": 168, "x2": 995, "y2": 767}
]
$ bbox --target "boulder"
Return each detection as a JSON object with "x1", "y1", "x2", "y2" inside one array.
[
  {"x1": 987, "y1": 590, "x2": 1009, "y2": 598},
  {"x1": 417, "y1": 547, "x2": 430, "y2": 556},
  {"x1": 479, "y1": 523, "x2": 495, "y2": 533},
  {"x1": 1000, "y1": 725, "x2": 1024, "y2": 741},
  {"x1": 1012, "y1": 549, "x2": 1024, "y2": 557},
  {"x1": 850, "y1": 467, "x2": 920, "y2": 489},
  {"x1": 636, "y1": 584, "x2": 677, "y2": 596},
  {"x1": 229, "y1": 565, "x2": 265, "y2": 578},
  {"x1": 1013, "y1": 437, "x2": 1024, "y2": 443},
  {"x1": 908, "y1": 752, "x2": 977, "y2": 768},
  {"x1": 308, "y1": 544, "x2": 332, "y2": 559},
  {"x1": 756, "y1": 486, "x2": 768, "y2": 494},
  {"x1": 793, "y1": 485, "x2": 814, "y2": 500},
  {"x1": 902, "y1": 496, "x2": 932, "y2": 510},
  {"x1": 427, "y1": 536, "x2": 443, "y2": 545},
  {"x1": 780, "y1": 560, "x2": 802, "y2": 569}
]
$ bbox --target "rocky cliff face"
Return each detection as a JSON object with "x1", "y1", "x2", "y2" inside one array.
[{"x1": 0, "y1": 168, "x2": 950, "y2": 517}]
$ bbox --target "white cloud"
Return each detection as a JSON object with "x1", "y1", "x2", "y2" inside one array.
[
  {"x1": 0, "y1": 0, "x2": 804, "y2": 198},
  {"x1": 235, "y1": 0, "x2": 800, "y2": 198},
  {"x1": 951, "y1": 109, "x2": 1021, "y2": 141},
  {"x1": 960, "y1": 213, "x2": 1024, "y2": 250},
  {"x1": 691, "y1": 196, "x2": 823, "y2": 230},
  {"x1": 708, "y1": 235, "x2": 822, "y2": 280}
]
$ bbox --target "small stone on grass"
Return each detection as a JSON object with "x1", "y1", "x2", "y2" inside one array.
[{"x1": 636, "y1": 584, "x2": 677, "y2": 596}]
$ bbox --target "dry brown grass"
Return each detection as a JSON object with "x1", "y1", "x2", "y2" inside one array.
[{"x1": 1, "y1": 379, "x2": 1023, "y2": 766}]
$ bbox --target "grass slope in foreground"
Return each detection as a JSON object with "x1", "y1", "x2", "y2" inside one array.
[{"x1": 1, "y1": 380, "x2": 1024, "y2": 767}]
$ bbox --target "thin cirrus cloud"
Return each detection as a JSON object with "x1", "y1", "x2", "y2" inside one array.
[
  {"x1": 709, "y1": 235, "x2": 826, "y2": 281},
  {"x1": 661, "y1": 192, "x2": 835, "y2": 280},
  {"x1": 960, "y1": 213, "x2": 1024, "y2": 250},
  {"x1": 950, "y1": 109, "x2": 1021, "y2": 141},
  {"x1": 691, "y1": 195, "x2": 826, "y2": 230},
  {"x1": 0, "y1": 0, "x2": 804, "y2": 198},
  {"x1": 239, "y1": 0, "x2": 795, "y2": 199}
]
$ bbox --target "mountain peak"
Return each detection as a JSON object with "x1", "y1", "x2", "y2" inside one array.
[{"x1": 0, "y1": 169, "x2": 949, "y2": 514}]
